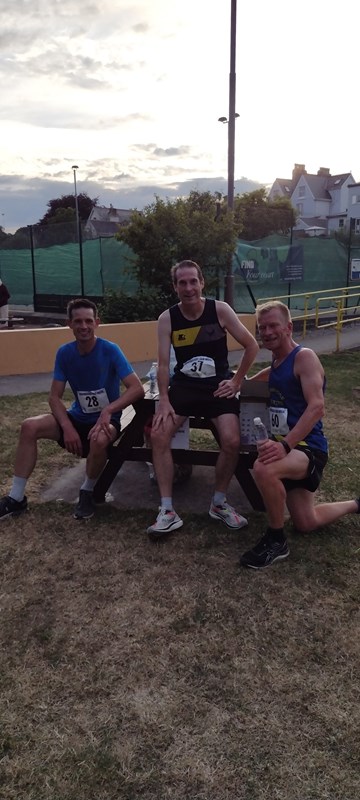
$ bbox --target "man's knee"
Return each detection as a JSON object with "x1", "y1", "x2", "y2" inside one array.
[
  {"x1": 290, "y1": 510, "x2": 317, "y2": 534},
  {"x1": 150, "y1": 427, "x2": 173, "y2": 450},
  {"x1": 19, "y1": 416, "x2": 45, "y2": 441},
  {"x1": 218, "y1": 426, "x2": 240, "y2": 453},
  {"x1": 252, "y1": 459, "x2": 269, "y2": 483}
]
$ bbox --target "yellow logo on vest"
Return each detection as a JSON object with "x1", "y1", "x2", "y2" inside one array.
[{"x1": 172, "y1": 326, "x2": 201, "y2": 347}]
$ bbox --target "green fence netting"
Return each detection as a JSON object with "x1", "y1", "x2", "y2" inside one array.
[{"x1": 0, "y1": 232, "x2": 358, "y2": 313}]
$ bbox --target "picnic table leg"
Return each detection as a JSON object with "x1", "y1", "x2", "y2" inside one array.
[
  {"x1": 208, "y1": 421, "x2": 265, "y2": 511},
  {"x1": 233, "y1": 454, "x2": 265, "y2": 512}
]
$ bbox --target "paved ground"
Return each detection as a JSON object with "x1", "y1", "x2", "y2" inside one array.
[{"x1": 1, "y1": 322, "x2": 359, "y2": 520}]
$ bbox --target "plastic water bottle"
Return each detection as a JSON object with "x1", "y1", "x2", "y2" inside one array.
[
  {"x1": 253, "y1": 417, "x2": 268, "y2": 450},
  {"x1": 149, "y1": 362, "x2": 158, "y2": 396}
]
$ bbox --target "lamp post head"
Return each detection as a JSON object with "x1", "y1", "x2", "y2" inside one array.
[
  {"x1": 72, "y1": 164, "x2": 79, "y2": 171},
  {"x1": 218, "y1": 114, "x2": 239, "y2": 124}
]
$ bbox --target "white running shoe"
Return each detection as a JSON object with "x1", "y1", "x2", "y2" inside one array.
[
  {"x1": 209, "y1": 501, "x2": 248, "y2": 529},
  {"x1": 147, "y1": 507, "x2": 183, "y2": 539}
]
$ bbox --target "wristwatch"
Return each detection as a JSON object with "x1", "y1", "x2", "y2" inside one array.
[{"x1": 280, "y1": 439, "x2": 291, "y2": 454}]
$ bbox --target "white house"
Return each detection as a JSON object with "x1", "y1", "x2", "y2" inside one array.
[
  {"x1": 348, "y1": 183, "x2": 360, "y2": 235},
  {"x1": 269, "y1": 164, "x2": 357, "y2": 234},
  {"x1": 85, "y1": 205, "x2": 134, "y2": 238}
]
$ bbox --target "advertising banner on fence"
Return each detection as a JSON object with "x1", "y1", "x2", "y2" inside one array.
[
  {"x1": 235, "y1": 243, "x2": 304, "y2": 283},
  {"x1": 350, "y1": 258, "x2": 360, "y2": 281}
]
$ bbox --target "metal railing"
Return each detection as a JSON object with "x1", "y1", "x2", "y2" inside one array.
[{"x1": 257, "y1": 284, "x2": 360, "y2": 351}]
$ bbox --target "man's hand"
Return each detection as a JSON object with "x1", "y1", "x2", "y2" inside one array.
[
  {"x1": 256, "y1": 440, "x2": 288, "y2": 465},
  {"x1": 88, "y1": 409, "x2": 113, "y2": 442},
  {"x1": 213, "y1": 377, "x2": 240, "y2": 399},
  {"x1": 62, "y1": 422, "x2": 83, "y2": 456},
  {"x1": 152, "y1": 398, "x2": 177, "y2": 431}
]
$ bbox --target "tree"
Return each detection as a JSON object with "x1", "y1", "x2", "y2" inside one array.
[
  {"x1": 234, "y1": 188, "x2": 297, "y2": 240},
  {"x1": 116, "y1": 191, "x2": 238, "y2": 293},
  {"x1": 0, "y1": 225, "x2": 9, "y2": 243},
  {"x1": 38, "y1": 192, "x2": 98, "y2": 225}
]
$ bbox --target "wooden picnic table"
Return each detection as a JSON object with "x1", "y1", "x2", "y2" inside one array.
[{"x1": 93, "y1": 381, "x2": 269, "y2": 511}]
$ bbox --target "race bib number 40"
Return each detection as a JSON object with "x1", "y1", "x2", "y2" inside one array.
[
  {"x1": 180, "y1": 356, "x2": 216, "y2": 379},
  {"x1": 77, "y1": 388, "x2": 110, "y2": 414},
  {"x1": 269, "y1": 406, "x2": 289, "y2": 436}
]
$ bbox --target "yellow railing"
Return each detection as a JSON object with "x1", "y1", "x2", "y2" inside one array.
[{"x1": 257, "y1": 284, "x2": 360, "y2": 351}]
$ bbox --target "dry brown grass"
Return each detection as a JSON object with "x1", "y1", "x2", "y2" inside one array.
[{"x1": 0, "y1": 353, "x2": 360, "y2": 800}]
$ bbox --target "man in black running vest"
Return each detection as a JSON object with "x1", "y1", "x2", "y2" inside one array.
[{"x1": 147, "y1": 260, "x2": 259, "y2": 539}]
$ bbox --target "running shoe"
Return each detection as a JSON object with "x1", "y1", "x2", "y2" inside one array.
[
  {"x1": 209, "y1": 501, "x2": 248, "y2": 529},
  {"x1": 240, "y1": 532, "x2": 289, "y2": 569},
  {"x1": 73, "y1": 490, "x2": 95, "y2": 520},
  {"x1": 147, "y1": 508, "x2": 183, "y2": 540},
  {"x1": 0, "y1": 495, "x2": 28, "y2": 520}
]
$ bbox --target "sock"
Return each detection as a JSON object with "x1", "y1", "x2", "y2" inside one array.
[
  {"x1": 213, "y1": 491, "x2": 226, "y2": 507},
  {"x1": 355, "y1": 498, "x2": 360, "y2": 513},
  {"x1": 161, "y1": 497, "x2": 173, "y2": 512},
  {"x1": 81, "y1": 477, "x2": 97, "y2": 492},
  {"x1": 267, "y1": 526, "x2": 285, "y2": 542},
  {"x1": 9, "y1": 476, "x2": 27, "y2": 503}
]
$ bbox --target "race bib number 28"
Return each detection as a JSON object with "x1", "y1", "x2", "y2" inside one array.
[{"x1": 77, "y1": 388, "x2": 109, "y2": 414}]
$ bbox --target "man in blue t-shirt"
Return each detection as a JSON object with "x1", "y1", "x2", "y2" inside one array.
[
  {"x1": 0, "y1": 298, "x2": 144, "y2": 521},
  {"x1": 240, "y1": 300, "x2": 359, "y2": 570}
]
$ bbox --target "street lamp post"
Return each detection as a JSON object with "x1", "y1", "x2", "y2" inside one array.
[
  {"x1": 72, "y1": 164, "x2": 84, "y2": 296},
  {"x1": 225, "y1": 0, "x2": 237, "y2": 308},
  {"x1": 218, "y1": 1, "x2": 237, "y2": 308}
]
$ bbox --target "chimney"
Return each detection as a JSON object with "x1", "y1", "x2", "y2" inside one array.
[
  {"x1": 317, "y1": 167, "x2": 330, "y2": 177},
  {"x1": 292, "y1": 163, "x2": 307, "y2": 181}
]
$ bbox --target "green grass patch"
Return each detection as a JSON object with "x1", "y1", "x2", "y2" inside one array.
[{"x1": 0, "y1": 353, "x2": 359, "y2": 799}]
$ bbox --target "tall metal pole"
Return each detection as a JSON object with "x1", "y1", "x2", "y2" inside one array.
[
  {"x1": 72, "y1": 164, "x2": 84, "y2": 296},
  {"x1": 225, "y1": 0, "x2": 237, "y2": 308}
]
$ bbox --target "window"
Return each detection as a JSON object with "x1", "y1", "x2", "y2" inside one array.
[
  {"x1": 352, "y1": 194, "x2": 360, "y2": 204},
  {"x1": 356, "y1": 219, "x2": 360, "y2": 234},
  {"x1": 296, "y1": 203, "x2": 303, "y2": 214},
  {"x1": 338, "y1": 219, "x2": 344, "y2": 228},
  {"x1": 298, "y1": 185, "x2": 305, "y2": 198}
]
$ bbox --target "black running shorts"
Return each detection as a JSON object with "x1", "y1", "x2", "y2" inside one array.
[
  {"x1": 168, "y1": 380, "x2": 240, "y2": 419},
  {"x1": 282, "y1": 446, "x2": 328, "y2": 493},
  {"x1": 57, "y1": 412, "x2": 121, "y2": 458}
]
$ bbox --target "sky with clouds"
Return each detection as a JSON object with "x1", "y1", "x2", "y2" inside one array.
[{"x1": 1, "y1": 0, "x2": 359, "y2": 232}]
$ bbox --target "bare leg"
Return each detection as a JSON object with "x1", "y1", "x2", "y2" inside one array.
[
  {"x1": 13, "y1": 414, "x2": 61, "y2": 478},
  {"x1": 252, "y1": 450, "x2": 310, "y2": 528},
  {"x1": 286, "y1": 489, "x2": 359, "y2": 532},
  {"x1": 86, "y1": 425, "x2": 118, "y2": 480},
  {"x1": 150, "y1": 415, "x2": 186, "y2": 498},
  {"x1": 211, "y1": 414, "x2": 241, "y2": 494}
]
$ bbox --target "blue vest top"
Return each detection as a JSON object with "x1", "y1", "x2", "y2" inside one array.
[{"x1": 269, "y1": 345, "x2": 328, "y2": 453}]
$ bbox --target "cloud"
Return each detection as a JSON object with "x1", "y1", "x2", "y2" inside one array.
[
  {"x1": 153, "y1": 146, "x2": 191, "y2": 157},
  {"x1": 0, "y1": 173, "x2": 263, "y2": 233}
]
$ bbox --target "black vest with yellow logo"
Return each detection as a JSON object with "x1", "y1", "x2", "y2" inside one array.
[{"x1": 170, "y1": 299, "x2": 231, "y2": 386}]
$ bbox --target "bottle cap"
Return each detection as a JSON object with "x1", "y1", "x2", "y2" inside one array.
[{"x1": 253, "y1": 417, "x2": 262, "y2": 425}]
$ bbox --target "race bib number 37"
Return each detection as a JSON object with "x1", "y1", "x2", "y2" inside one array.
[
  {"x1": 180, "y1": 356, "x2": 216, "y2": 379},
  {"x1": 77, "y1": 388, "x2": 110, "y2": 414}
]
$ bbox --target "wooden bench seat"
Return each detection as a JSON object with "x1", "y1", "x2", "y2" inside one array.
[{"x1": 93, "y1": 380, "x2": 269, "y2": 511}]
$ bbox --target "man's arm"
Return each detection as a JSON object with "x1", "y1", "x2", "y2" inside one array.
[
  {"x1": 214, "y1": 302, "x2": 259, "y2": 396},
  {"x1": 89, "y1": 372, "x2": 145, "y2": 441},
  {"x1": 285, "y1": 348, "x2": 325, "y2": 450},
  {"x1": 152, "y1": 310, "x2": 177, "y2": 430},
  {"x1": 245, "y1": 366, "x2": 271, "y2": 383},
  {"x1": 49, "y1": 379, "x2": 84, "y2": 456}
]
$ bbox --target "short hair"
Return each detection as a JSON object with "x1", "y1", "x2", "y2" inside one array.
[
  {"x1": 171, "y1": 260, "x2": 204, "y2": 285},
  {"x1": 256, "y1": 300, "x2": 291, "y2": 325},
  {"x1": 67, "y1": 298, "x2": 98, "y2": 320}
]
